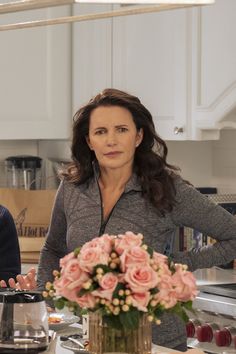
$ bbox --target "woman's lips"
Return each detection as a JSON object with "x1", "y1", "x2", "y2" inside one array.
[{"x1": 104, "y1": 151, "x2": 122, "y2": 157}]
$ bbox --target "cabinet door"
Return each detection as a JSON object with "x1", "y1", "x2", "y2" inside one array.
[
  {"x1": 191, "y1": 0, "x2": 236, "y2": 139},
  {"x1": 72, "y1": 4, "x2": 112, "y2": 113},
  {"x1": 112, "y1": 8, "x2": 189, "y2": 140},
  {"x1": 0, "y1": 7, "x2": 71, "y2": 139}
]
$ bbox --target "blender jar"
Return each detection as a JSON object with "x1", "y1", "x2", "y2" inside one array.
[{"x1": 5, "y1": 155, "x2": 42, "y2": 190}]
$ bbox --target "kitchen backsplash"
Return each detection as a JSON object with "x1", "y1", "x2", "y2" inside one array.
[{"x1": 0, "y1": 130, "x2": 236, "y2": 192}]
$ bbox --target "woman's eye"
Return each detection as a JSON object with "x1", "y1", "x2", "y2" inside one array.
[
  {"x1": 95, "y1": 129, "x2": 105, "y2": 135},
  {"x1": 118, "y1": 127, "x2": 128, "y2": 133}
]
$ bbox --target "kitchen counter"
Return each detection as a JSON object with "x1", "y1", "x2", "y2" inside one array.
[
  {"x1": 194, "y1": 266, "x2": 236, "y2": 287},
  {"x1": 43, "y1": 337, "x2": 201, "y2": 354},
  {"x1": 42, "y1": 325, "x2": 200, "y2": 354}
]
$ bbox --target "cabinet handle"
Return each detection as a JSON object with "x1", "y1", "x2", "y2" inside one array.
[{"x1": 174, "y1": 127, "x2": 184, "y2": 134}]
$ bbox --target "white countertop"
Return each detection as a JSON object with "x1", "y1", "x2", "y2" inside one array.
[
  {"x1": 42, "y1": 325, "x2": 184, "y2": 354},
  {"x1": 44, "y1": 338, "x2": 193, "y2": 354},
  {"x1": 42, "y1": 324, "x2": 205, "y2": 354},
  {"x1": 194, "y1": 266, "x2": 236, "y2": 287}
]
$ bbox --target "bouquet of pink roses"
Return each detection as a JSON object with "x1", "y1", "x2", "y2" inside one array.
[{"x1": 45, "y1": 231, "x2": 198, "y2": 330}]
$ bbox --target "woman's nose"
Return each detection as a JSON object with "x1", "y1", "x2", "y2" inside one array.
[{"x1": 106, "y1": 132, "x2": 117, "y2": 146}]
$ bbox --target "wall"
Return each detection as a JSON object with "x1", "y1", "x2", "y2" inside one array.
[
  {"x1": 167, "y1": 129, "x2": 236, "y2": 194},
  {"x1": 0, "y1": 129, "x2": 236, "y2": 193},
  {"x1": 166, "y1": 140, "x2": 212, "y2": 188},
  {"x1": 211, "y1": 130, "x2": 236, "y2": 194}
]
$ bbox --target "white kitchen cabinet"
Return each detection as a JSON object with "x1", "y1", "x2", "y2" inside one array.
[
  {"x1": 0, "y1": 7, "x2": 72, "y2": 139},
  {"x1": 73, "y1": 5, "x2": 189, "y2": 140},
  {"x1": 113, "y1": 1, "x2": 236, "y2": 140},
  {"x1": 191, "y1": 0, "x2": 236, "y2": 140},
  {"x1": 72, "y1": 1, "x2": 236, "y2": 141},
  {"x1": 112, "y1": 8, "x2": 189, "y2": 140},
  {"x1": 72, "y1": 4, "x2": 112, "y2": 113}
]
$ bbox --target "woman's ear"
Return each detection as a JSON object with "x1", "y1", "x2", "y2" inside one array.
[
  {"x1": 86, "y1": 136, "x2": 93, "y2": 150},
  {"x1": 136, "y1": 128, "x2": 144, "y2": 147}
]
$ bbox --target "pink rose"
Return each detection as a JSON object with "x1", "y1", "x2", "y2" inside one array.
[
  {"x1": 78, "y1": 246, "x2": 109, "y2": 273},
  {"x1": 63, "y1": 259, "x2": 89, "y2": 283},
  {"x1": 80, "y1": 238, "x2": 101, "y2": 251},
  {"x1": 124, "y1": 265, "x2": 158, "y2": 293},
  {"x1": 114, "y1": 231, "x2": 143, "y2": 255},
  {"x1": 92, "y1": 272, "x2": 118, "y2": 301},
  {"x1": 81, "y1": 234, "x2": 114, "y2": 254},
  {"x1": 130, "y1": 292, "x2": 151, "y2": 312},
  {"x1": 99, "y1": 234, "x2": 115, "y2": 253},
  {"x1": 60, "y1": 251, "x2": 75, "y2": 268},
  {"x1": 154, "y1": 274, "x2": 177, "y2": 309},
  {"x1": 53, "y1": 276, "x2": 80, "y2": 302},
  {"x1": 156, "y1": 263, "x2": 172, "y2": 280},
  {"x1": 152, "y1": 252, "x2": 168, "y2": 267},
  {"x1": 120, "y1": 246, "x2": 150, "y2": 272},
  {"x1": 76, "y1": 293, "x2": 96, "y2": 309},
  {"x1": 171, "y1": 264, "x2": 198, "y2": 301}
]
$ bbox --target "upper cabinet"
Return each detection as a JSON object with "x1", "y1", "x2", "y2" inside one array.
[
  {"x1": 191, "y1": 0, "x2": 236, "y2": 139},
  {"x1": 72, "y1": 4, "x2": 113, "y2": 113},
  {"x1": 112, "y1": 8, "x2": 189, "y2": 140},
  {"x1": 0, "y1": 7, "x2": 72, "y2": 139},
  {"x1": 73, "y1": 1, "x2": 236, "y2": 141},
  {"x1": 73, "y1": 5, "x2": 189, "y2": 140}
]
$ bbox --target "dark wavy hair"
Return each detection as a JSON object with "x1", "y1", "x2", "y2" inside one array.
[{"x1": 63, "y1": 88, "x2": 180, "y2": 214}]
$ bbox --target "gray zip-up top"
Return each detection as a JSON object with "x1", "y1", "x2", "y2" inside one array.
[{"x1": 38, "y1": 173, "x2": 236, "y2": 349}]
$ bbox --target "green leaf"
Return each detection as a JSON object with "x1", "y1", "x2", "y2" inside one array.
[
  {"x1": 103, "y1": 314, "x2": 123, "y2": 330},
  {"x1": 113, "y1": 283, "x2": 126, "y2": 298},
  {"x1": 54, "y1": 297, "x2": 65, "y2": 310},
  {"x1": 92, "y1": 264, "x2": 111, "y2": 276},
  {"x1": 182, "y1": 300, "x2": 193, "y2": 311},
  {"x1": 168, "y1": 303, "x2": 190, "y2": 323},
  {"x1": 74, "y1": 247, "x2": 81, "y2": 256},
  {"x1": 147, "y1": 246, "x2": 154, "y2": 257},
  {"x1": 119, "y1": 309, "x2": 141, "y2": 330},
  {"x1": 150, "y1": 287, "x2": 159, "y2": 295},
  {"x1": 153, "y1": 305, "x2": 165, "y2": 318}
]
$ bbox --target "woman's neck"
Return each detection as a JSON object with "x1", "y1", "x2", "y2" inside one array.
[{"x1": 99, "y1": 166, "x2": 132, "y2": 191}]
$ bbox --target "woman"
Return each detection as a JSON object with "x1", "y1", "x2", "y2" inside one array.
[
  {"x1": 0, "y1": 205, "x2": 21, "y2": 283},
  {"x1": 2, "y1": 88, "x2": 236, "y2": 351}
]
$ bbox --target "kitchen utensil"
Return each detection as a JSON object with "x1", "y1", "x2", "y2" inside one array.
[
  {"x1": 5, "y1": 155, "x2": 42, "y2": 190},
  {"x1": 0, "y1": 288, "x2": 49, "y2": 353}
]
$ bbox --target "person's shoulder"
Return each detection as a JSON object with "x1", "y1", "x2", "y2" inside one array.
[
  {"x1": 0, "y1": 205, "x2": 10, "y2": 219},
  {"x1": 173, "y1": 175, "x2": 209, "y2": 206},
  {"x1": 59, "y1": 176, "x2": 92, "y2": 197},
  {"x1": 173, "y1": 175, "x2": 192, "y2": 189},
  {"x1": 0, "y1": 205, "x2": 15, "y2": 229}
]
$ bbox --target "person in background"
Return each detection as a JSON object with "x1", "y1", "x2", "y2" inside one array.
[
  {"x1": 0, "y1": 205, "x2": 21, "y2": 283},
  {"x1": 2, "y1": 88, "x2": 236, "y2": 351}
]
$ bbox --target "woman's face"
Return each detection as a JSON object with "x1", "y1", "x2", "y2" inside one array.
[{"x1": 86, "y1": 105, "x2": 143, "y2": 171}]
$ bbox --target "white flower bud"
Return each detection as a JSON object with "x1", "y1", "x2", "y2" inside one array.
[
  {"x1": 110, "y1": 262, "x2": 117, "y2": 269},
  {"x1": 118, "y1": 289, "x2": 124, "y2": 296},
  {"x1": 96, "y1": 267, "x2": 104, "y2": 274},
  {"x1": 112, "y1": 298, "x2": 120, "y2": 306},
  {"x1": 122, "y1": 304, "x2": 129, "y2": 312}
]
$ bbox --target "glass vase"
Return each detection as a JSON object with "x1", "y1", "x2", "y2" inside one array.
[{"x1": 89, "y1": 312, "x2": 152, "y2": 354}]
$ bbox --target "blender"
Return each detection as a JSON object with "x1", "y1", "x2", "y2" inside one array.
[{"x1": 5, "y1": 155, "x2": 42, "y2": 190}]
